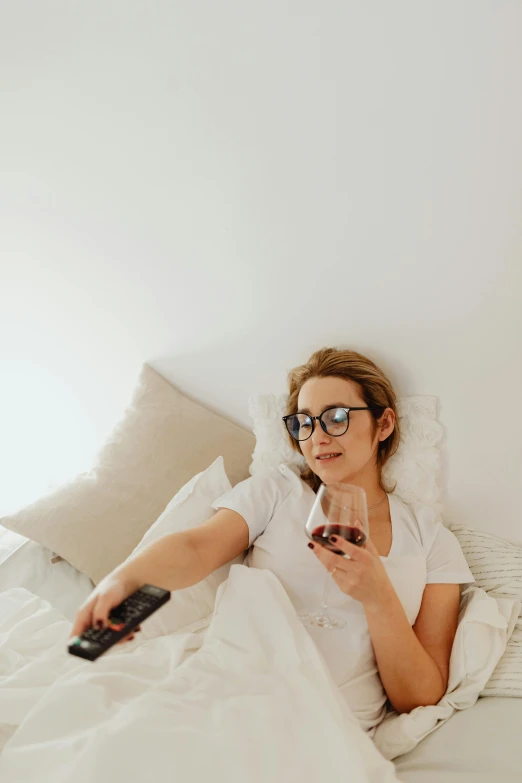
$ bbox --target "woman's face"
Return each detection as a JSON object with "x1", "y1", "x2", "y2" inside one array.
[{"x1": 297, "y1": 376, "x2": 394, "y2": 485}]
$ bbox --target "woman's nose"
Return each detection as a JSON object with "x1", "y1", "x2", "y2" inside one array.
[{"x1": 311, "y1": 421, "x2": 331, "y2": 445}]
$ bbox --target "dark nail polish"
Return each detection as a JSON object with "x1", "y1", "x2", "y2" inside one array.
[
  {"x1": 96, "y1": 620, "x2": 103, "y2": 629},
  {"x1": 329, "y1": 536, "x2": 338, "y2": 543},
  {"x1": 308, "y1": 542, "x2": 314, "y2": 549}
]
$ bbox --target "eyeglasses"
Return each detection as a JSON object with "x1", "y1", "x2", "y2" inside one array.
[{"x1": 282, "y1": 406, "x2": 377, "y2": 442}]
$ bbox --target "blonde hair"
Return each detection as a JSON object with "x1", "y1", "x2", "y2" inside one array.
[{"x1": 285, "y1": 347, "x2": 400, "y2": 493}]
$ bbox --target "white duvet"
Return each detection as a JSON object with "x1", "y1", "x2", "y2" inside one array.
[{"x1": 0, "y1": 565, "x2": 400, "y2": 783}]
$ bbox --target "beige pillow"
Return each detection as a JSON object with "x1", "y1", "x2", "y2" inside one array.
[{"x1": 0, "y1": 365, "x2": 254, "y2": 584}]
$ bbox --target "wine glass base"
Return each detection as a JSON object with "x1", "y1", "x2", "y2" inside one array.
[{"x1": 299, "y1": 613, "x2": 347, "y2": 630}]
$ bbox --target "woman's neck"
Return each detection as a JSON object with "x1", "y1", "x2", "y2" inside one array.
[{"x1": 337, "y1": 466, "x2": 386, "y2": 509}]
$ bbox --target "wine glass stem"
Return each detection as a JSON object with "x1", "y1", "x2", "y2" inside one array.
[{"x1": 318, "y1": 572, "x2": 334, "y2": 616}]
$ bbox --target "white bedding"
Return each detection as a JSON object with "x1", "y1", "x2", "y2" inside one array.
[
  {"x1": 1, "y1": 534, "x2": 519, "y2": 782},
  {"x1": 0, "y1": 565, "x2": 400, "y2": 783}
]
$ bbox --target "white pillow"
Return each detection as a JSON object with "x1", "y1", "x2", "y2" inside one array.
[
  {"x1": 248, "y1": 394, "x2": 443, "y2": 511},
  {"x1": 0, "y1": 526, "x2": 94, "y2": 622},
  {"x1": 129, "y1": 456, "x2": 244, "y2": 639},
  {"x1": 450, "y1": 524, "x2": 522, "y2": 698}
]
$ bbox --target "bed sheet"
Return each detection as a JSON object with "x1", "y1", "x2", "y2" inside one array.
[{"x1": 393, "y1": 695, "x2": 522, "y2": 783}]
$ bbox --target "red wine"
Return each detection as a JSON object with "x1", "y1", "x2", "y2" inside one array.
[{"x1": 311, "y1": 524, "x2": 367, "y2": 555}]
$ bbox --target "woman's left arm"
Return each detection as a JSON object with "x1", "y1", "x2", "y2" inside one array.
[
  {"x1": 309, "y1": 535, "x2": 460, "y2": 715},
  {"x1": 364, "y1": 582, "x2": 460, "y2": 714}
]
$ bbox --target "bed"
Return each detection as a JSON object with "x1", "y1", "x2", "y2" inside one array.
[
  {"x1": 393, "y1": 696, "x2": 522, "y2": 782},
  {"x1": 1, "y1": 523, "x2": 521, "y2": 783},
  {"x1": 0, "y1": 369, "x2": 520, "y2": 782}
]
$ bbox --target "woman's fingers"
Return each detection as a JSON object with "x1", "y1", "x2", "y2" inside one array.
[
  {"x1": 324, "y1": 534, "x2": 372, "y2": 563},
  {"x1": 308, "y1": 541, "x2": 342, "y2": 572},
  {"x1": 70, "y1": 582, "x2": 141, "y2": 645},
  {"x1": 308, "y1": 535, "x2": 369, "y2": 573},
  {"x1": 70, "y1": 600, "x2": 95, "y2": 639},
  {"x1": 92, "y1": 595, "x2": 116, "y2": 630}
]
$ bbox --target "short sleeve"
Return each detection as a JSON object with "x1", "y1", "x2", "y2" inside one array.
[
  {"x1": 426, "y1": 523, "x2": 475, "y2": 585},
  {"x1": 211, "y1": 465, "x2": 295, "y2": 547}
]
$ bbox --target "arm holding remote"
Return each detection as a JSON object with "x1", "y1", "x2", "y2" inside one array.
[{"x1": 70, "y1": 508, "x2": 249, "y2": 641}]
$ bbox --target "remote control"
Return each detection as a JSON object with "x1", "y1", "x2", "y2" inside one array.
[{"x1": 68, "y1": 584, "x2": 171, "y2": 661}]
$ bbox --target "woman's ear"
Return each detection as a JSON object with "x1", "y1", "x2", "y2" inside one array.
[{"x1": 378, "y1": 408, "x2": 395, "y2": 442}]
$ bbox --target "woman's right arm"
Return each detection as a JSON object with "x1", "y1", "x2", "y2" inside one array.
[{"x1": 70, "y1": 508, "x2": 249, "y2": 639}]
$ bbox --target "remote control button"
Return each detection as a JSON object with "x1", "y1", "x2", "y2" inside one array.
[{"x1": 108, "y1": 622, "x2": 125, "y2": 632}]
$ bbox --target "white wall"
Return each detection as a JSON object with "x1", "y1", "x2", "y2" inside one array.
[{"x1": 1, "y1": 2, "x2": 521, "y2": 540}]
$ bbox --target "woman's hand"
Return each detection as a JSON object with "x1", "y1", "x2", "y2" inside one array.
[
  {"x1": 69, "y1": 572, "x2": 141, "y2": 645},
  {"x1": 308, "y1": 534, "x2": 395, "y2": 614}
]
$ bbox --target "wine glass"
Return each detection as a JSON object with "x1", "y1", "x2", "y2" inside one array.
[{"x1": 300, "y1": 483, "x2": 369, "y2": 630}]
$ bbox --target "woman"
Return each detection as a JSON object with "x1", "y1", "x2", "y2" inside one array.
[{"x1": 71, "y1": 347, "x2": 474, "y2": 736}]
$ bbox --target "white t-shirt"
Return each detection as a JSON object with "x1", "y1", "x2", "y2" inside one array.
[{"x1": 212, "y1": 464, "x2": 475, "y2": 735}]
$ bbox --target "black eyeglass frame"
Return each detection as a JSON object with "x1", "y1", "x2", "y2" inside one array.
[{"x1": 282, "y1": 406, "x2": 381, "y2": 442}]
